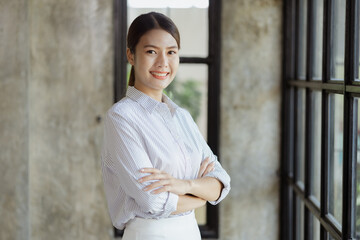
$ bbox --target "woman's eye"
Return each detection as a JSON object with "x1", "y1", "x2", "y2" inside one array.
[
  {"x1": 168, "y1": 50, "x2": 177, "y2": 55},
  {"x1": 146, "y1": 50, "x2": 156, "y2": 54}
]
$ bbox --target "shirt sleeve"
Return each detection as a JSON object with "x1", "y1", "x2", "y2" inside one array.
[
  {"x1": 186, "y1": 111, "x2": 231, "y2": 205},
  {"x1": 101, "y1": 108, "x2": 179, "y2": 223}
]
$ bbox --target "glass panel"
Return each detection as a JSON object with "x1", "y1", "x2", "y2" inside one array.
[
  {"x1": 128, "y1": 0, "x2": 209, "y2": 58},
  {"x1": 328, "y1": 94, "x2": 343, "y2": 224},
  {"x1": 313, "y1": 0, "x2": 324, "y2": 80},
  {"x1": 169, "y1": 8, "x2": 208, "y2": 58},
  {"x1": 312, "y1": 91, "x2": 321, "y2": 203},
  {"x1": 167, "y1": 64, "x2": 208, "y2": 225},
  {"x1": 167, "y1": 64, "x2": 208, "y2": 137},
  {"x1": 330, "y1": 0, "x2": 345, "y2": 80},
  {"x1": 298, "y1": 0, "x2": 308, "y2": 79},
  {"x1": 355, "y1": 98, "x2": 360, "y2": 234},
  {"x1": 296, "y1": 88, "x2": 306, "y2": 184},
  {"x1": 296, "y1": 195, "x2": 305, "y2": 240},
  {"x1": 313, "y1": 214, "x2": 320, "y2": 240}
]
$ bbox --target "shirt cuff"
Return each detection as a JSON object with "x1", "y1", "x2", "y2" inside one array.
[{"x1": 205, "y1": 169, "x2": 231, "y2": 205}]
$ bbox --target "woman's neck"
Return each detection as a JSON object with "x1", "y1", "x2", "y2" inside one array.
[{"x1": 133, "y1": 85, "x2": 163, "y2": 102}]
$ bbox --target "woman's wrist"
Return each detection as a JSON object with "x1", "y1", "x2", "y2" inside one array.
[{"x1": 185, "y1": 179, "x2": 194, "y2": 195}]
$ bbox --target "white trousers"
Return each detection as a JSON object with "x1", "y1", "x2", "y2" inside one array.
[{"x1": 122, "y1": 212, "x2": 201, "y2": 240}]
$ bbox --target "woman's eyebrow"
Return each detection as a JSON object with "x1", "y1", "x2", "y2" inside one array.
[{"x1": 143, "y1": 44, "x2": 178, "y2": 49}]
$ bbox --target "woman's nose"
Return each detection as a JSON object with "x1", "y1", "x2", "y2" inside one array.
[{"x1": 156, "y1": 53, "x2": 168, "y2": 68}]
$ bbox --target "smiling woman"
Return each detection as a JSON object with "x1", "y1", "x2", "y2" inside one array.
[{"x1": 101, "y1": 12, "x2": 230, "y2": 240}]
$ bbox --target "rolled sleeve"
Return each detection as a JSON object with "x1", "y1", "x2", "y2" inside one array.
[
  {"x1": 185, "y1": 110, "x2": 231, "y2": 205},
  {"x1": 204, "y1": 159, "x2": 231, "y2": 205}
]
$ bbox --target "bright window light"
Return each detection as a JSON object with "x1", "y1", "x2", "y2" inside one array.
[{"x1": 128, "y1": 0, "x2": 209, "y2": 8}]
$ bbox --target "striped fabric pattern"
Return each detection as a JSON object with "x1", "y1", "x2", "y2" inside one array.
[{"x1": 101, "y1": 86, "x2": 231, "y2": 230}]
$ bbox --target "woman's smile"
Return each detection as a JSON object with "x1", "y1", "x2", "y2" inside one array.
[{"x1": 150, "y1": 71, "x2": 170, "y2": 80}]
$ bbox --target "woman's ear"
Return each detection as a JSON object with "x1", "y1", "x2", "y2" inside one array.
[{"x1": 126, "y1": 48, "x2": 135, "y2": 65}]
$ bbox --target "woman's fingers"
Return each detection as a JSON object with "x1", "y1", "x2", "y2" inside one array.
[
  {"x1": 198, "y1": 158, "x2": 215, "y2": 178},
  {"x1": 140, "y1": 168, "x2": 161, "y2": 174},
  {"x1": 203, "y1": 162, "x2": 215, "y2": 176},
  {"x1": 138, "y1": 168, "x2": 169, "y2": 183},
  {"x1": 143, "y1": 179, "x2": 171, "y2": 191},
  {"x1": 197, "y1": 157, "x2": 210, "y2": 178}
]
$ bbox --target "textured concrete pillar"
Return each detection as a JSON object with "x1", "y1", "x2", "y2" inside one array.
[
  {"x1": 0, "y1": 0, "x2": 29, "y2": 239},
  {"x1": 1, "y1": 1, "x2": 114, "y2": 239},
  {"x1": 28, "y1": 1, "x2": 113, "y2": 239},
  {"x1": 220, "y1": 0, "x2": 282, "y2": 239}
]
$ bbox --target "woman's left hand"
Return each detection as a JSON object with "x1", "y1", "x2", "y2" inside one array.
[{"x1": 138, "y1": 168, "x2": 191, "y2": 195}]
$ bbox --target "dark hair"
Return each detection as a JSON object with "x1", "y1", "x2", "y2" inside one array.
[{"x1": 127, "y1": 12, "x2": 181, "y2": 86}]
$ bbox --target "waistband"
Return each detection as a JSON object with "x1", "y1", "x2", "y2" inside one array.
[{"x1": 126, "y1": 212, "x2": 196, "y2": 229}]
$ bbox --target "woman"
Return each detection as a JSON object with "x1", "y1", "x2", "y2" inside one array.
[{"x1": 101, "y1": 12, "x2": 230, "y2": 240}]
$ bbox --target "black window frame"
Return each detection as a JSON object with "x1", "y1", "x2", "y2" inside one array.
[
  {"x1": 113, "y1": 0, "x2": 222, "y2": 238},
  {"x1": 281, "y1": 0, "x2": 360, "y2": 239}
]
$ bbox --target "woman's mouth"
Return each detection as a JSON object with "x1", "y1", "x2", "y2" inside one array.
[{"x1": 150, "y1": 71, "x2": 169, "y2": 80}]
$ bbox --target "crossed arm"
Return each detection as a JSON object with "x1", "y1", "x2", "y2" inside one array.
[{"x1": 138, "y1": 157, "x2": 224, "y2": 214}]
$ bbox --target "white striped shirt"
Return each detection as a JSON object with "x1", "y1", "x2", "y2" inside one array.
[{"x1": 101, "y1": 86, "x2": 231, "y2": 230}]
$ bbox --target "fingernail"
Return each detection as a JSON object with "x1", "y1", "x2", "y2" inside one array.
[{"x1": 140, "y1": 169, "x2": 145, "y2": 172}]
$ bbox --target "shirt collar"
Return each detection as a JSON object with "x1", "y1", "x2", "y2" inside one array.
[{"x1": 126, "y1": 86, "x2": 179, "y2": 115}]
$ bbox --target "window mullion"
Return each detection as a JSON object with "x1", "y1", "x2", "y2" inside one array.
[
  {"x1": 304, "y1": 0, "x2": 315, "y2": 237},
  {"x1": 342, "y1": 0, "x2": 357, "y2": 238},
  {"x1": 203, "y1": 0, "x2": 221, "y2": 238},
  {"x1": 114, "y1": 0, "x2": 128, "y2": 102},
  {"x1": 322, "y1": 0, "x2": 332, "y2": 84},
  {"x1": 320, "y1": 89, "x2": 329, "y2": 240},
  {"x1": 320, "y1": 0, "x2": 332, "y2": 238},
  {"x1": 295, "y1": 0, "x2": 301, "y2": 78}
]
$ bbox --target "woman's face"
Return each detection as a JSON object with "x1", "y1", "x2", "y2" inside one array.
[{"x1": 127, "y1": 29, "x2": 180, "y2": 99}]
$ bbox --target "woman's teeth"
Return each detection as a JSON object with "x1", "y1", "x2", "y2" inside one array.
[{"x1": 151, "y1": 72, "x2": 168, "y2": 77}]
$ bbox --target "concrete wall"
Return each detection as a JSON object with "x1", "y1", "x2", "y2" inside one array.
[
  {"x1": 0, "y1": 0, "x2": 114, "y2": 239},
  {"x1": 0, "y1": 0, "x2": 282, "y2": 239},
  {"x1": 220, "y1": 0, "x2": 282, "y2": 239},
  {"x1": 0, "y1": 1, "x2": 29, "y2": 239}
]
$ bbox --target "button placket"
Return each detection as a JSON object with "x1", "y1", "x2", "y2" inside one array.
[{"x1": 157, "y1": 105, "x2": 192, "y2": 178}]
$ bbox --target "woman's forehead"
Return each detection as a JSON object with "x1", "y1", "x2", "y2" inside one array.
[{"x1": 137, "y1": 29, "x2": 178, "y2": 48}]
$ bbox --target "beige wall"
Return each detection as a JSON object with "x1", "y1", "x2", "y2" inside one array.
[{"x1": 0, "y1": 0, "x2": 282, "y2": 239}]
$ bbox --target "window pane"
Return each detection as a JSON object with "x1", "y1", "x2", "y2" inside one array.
[
  {"x1": 355, "y1": 98, "x2": 360, "y2": 234},
  {"x1": 296, "y1": 195, "x2": 305, "y2": 240},
  {"x1": 298, "y1": 0, "x2": 308, "y2": 79},
  {"x1": 128, "y1": 1, "x2": 209, "y2": 58},
  {"x1": 312, "y1": 91, "x2": 321, "y2": 203},
  {"x1": 330, "y1": 0, "x2": 345, "y2": 80},
  {"x1": 168, "y1": 64, "x2": 208, "y2": 137},
  {"x1": 329, "y1": 235, "x2": 336, "y2": 240},
  {"x1": 296, "y1": 88, "x2": 306, "y2": 184},
  {"x1": 313, "y1": 214, "x2": 320, "y2": 240},
  {"x1": 328, "y1": 94, "x2": 343, "y2": 225},
  {"x1": 313, "y1": 0, "x2": 324, "y2": 80},
  {"x1": 169, "y1": 8, "x2": 208, "y2": 58}
]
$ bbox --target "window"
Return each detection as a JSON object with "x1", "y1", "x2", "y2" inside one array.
[
  {"x1": 281, "y1": 0, "x2": 360, "y2": 239},
  {"x1": 113, "y1": 0, "x2": 222, "y2": 238}
]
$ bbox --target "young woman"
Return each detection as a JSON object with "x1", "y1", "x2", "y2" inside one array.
[{"x1": 101, "y1": 12, "x2": 230, "y2": 240}]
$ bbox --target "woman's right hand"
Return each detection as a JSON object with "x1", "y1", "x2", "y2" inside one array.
[{"x1": 197, "y1": 157, "x2": 215, "y2": 178}]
